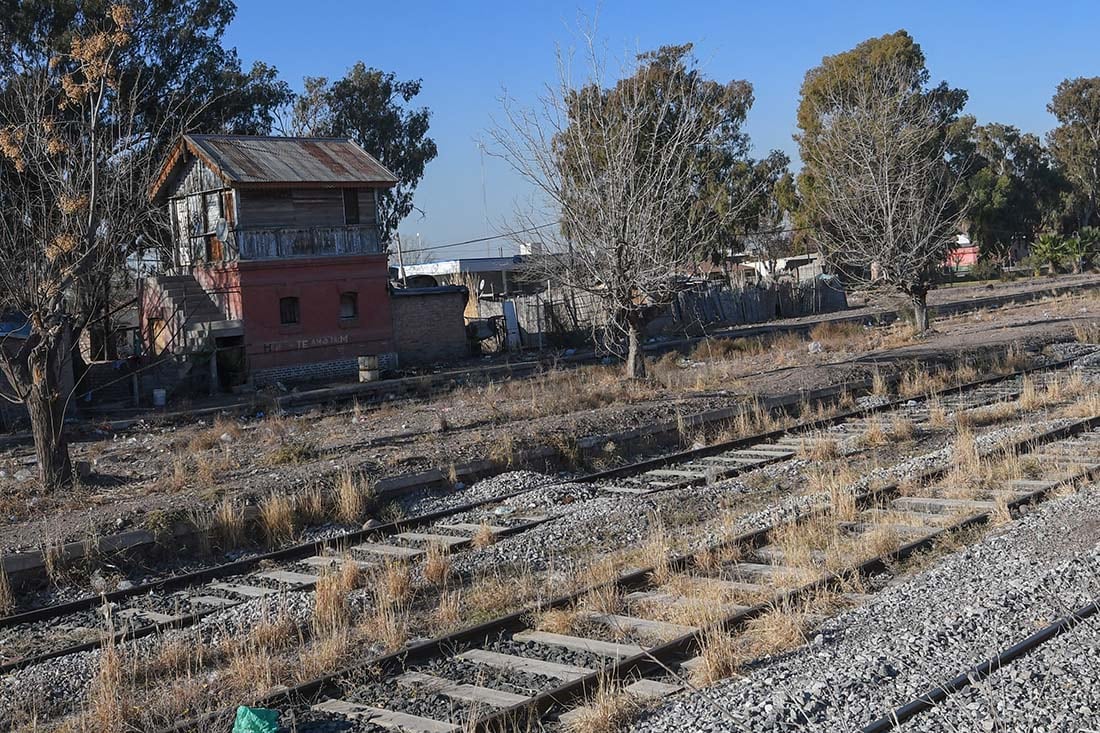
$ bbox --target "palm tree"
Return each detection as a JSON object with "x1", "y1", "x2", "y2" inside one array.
[{"x1": 1031, "y1": 234, "x2": 1066, "y2": 276}]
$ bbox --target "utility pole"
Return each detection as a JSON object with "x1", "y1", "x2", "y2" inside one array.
[{"x1": 395, "y1": 232, "x2": 407, "y2": 287}]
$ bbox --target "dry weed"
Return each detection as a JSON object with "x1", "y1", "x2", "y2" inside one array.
[
  {"x1": 0, "y1": 565, "x2": 13, "y2": 615},
  {"x1": 471, "y1": 520, "x2": 496, "y2": 548},
  {"x1": 689, "y1": 625, "x2": 743, "y2": 685},
  {"x1": 209, "y1": 496, "x2": 246, "y2": 551},
  {"x1": 335, "y1": 470, "x2": 372, "y2": 524},
  {"x1": 424, "y1": 542, "x2": 452, "y2": 586},
  {"x1": 564, "y1": 673, "x2": 641, "y2": 733},
  {"x1": 259, "y1": 492, "x2": 296, "y2": 546}
]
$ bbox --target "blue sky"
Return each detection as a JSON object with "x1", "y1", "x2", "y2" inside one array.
[{"x1": 225, "y1": 0, "x2": 1098, "y2": 259}]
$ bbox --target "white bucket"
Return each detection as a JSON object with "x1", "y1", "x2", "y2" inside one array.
[{"x1": 152, "y1": 388, "x2": 166, "y2": 408}]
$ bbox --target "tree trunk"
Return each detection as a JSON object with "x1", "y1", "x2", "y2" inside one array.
[
  {"x1": 624, "y1": 317, "x2": 646, "y2": 379},
  {"x1": 911, "y1": 291, "x2": 930, "y2": 333},
  {"x1": 27, "y1": 379, "x2": 72, "y2": 489}
]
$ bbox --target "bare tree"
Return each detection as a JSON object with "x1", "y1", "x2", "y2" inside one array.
[
  {"x1": 0, "y1": 6, "x2": 174, "y2": 488},
  {"x1": 491, "y1": 40, "x2": 758, "y2": 378},
  {"x1": 799, "y1": 57, "x2": 965, "y2": 332}
]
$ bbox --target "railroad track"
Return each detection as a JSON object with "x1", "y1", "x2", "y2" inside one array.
[
  {"x1": 155, "y1": 412, "x2": 1100, "y2": 733},
  {"x1": 0, "y1": 357, "x2": 1094, "y2": 679}
]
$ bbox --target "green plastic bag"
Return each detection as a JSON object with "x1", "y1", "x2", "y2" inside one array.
[{"x1": 232, "y1": 706, "x2": 280, "y2": 733}]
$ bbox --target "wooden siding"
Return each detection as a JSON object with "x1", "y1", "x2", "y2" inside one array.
[
  {"x1": 237, "y1": 187, "x2": 378, "y2": 230},
  {"x1": 168, "y1": 157, "x2": 232, "y2": 266},
  {"x1": 236, "y1": 225, "x2": 381, "y2": 259}
]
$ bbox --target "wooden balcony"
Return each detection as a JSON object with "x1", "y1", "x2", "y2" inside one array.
[{"x1": 234, "y1": 225, "x2": 383, "y2": 260}]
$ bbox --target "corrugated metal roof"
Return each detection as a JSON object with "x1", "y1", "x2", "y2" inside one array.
[{"x1": 184, "y1": 134, "x2": 398, "y2": 187}]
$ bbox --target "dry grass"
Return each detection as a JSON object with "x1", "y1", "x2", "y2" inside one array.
[
  {"x1": 471, "y1": 520, "x2": 497, "y2": 548},
  {"x1": 564, "y1": 673, "x2": 641, "y2": 733},
  {"x1": 745, "y1": 601, "x2": 809, "y2": 656},
  {"x1": 871, "y1": 370, "x2": 889, "y2": 397},
  {"x1": 990, "y1": 494, "x2": 1014, "y2": 525},
  {"x1": 424, "y1": 542, "x2": 452, "y2": 586},
  {"x1": 259, "y1": 491, "x2": 296, "y2": 546},
  {"x1": 209, "y1": 496, "x2": 246, "y2": 551},
  {"x1": 689, "y1": 624, "x2": 743, "y2": 685},
  {"x1": 335, "y1": 470, "x2": 373, "y2": 524},
  {"x1": 296, "y1": 629, "x2": 353, "y2": 683},
  {"x1": 798, "y1": 435, "x2": 840, "y2": 461},
  {"x1": 433, "y1": 589, "x2": 463, "y2": 632},
  {"x1": 641, "y1": 520, "x2": 674, "y2": 585},
  {"x1": 859, "y1": 419, "x2": 889, "y2": 447},
  {"x1": 889, "y1": 413, "x2": 917, "y2": 441},
  {"x1": 87, "y1": 632, "x2": 129, "y2": 731},
  {"x1": 489, "y1": 433, "x2": 516, "y2": 467},
  {"x1": 0, "y1": 565, "x2": 13, "y2": 615},
  {"x1": 313, "y1": 560, "x2": 361, "y2": 634},
  {"x1": 1072, "y1": 319, "x2": 1100, "y2": 343},
  {"x1": 375, "y1": 560, "x2": 412, "y2": 606},
  {"x1": 536, "y1": 605, "x2": 581, "y2": 635},
  {"x1": 809, "y1": 320, "x2": 865, "y2": 350},
  {"x1": 1018, "y1": 375, "x2": 1040, "y2": 411},
  {"x1": 927, "y1": 397, "x2": 948, "y2": 429},
  {"x1": 297, "y1": 483, "x2": 328, "y2": 525}
]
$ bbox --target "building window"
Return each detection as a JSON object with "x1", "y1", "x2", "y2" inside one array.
[
  {"x1": 279, "y1": 296, "x2": 300, "y2": 325},
  {"x1": 339, "y1": 291, "x2": 358, "y2": 320},
  {"x1": 342, "y1": 189, "x2": 360, "y2": 225}
]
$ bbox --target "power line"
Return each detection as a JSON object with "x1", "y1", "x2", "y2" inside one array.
[{"x1": 398, "y1": 222, "x2": 559, "y2": 255}]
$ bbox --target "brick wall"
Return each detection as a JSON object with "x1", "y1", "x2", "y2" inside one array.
[
  {"x1": 391, "y1": 286, "x2": 469, "y2": 366},
  {"x1": 252, "y1": 357, "x2": 359, "y2": 387}
]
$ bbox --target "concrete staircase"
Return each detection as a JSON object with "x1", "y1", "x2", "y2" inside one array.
[{"x1": 145, "y1": 274, "x2": 243, "y2": 353}]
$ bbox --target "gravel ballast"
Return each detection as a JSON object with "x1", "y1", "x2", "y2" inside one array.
[{"x1": 629, "y1": 477, "x2": 1100, "y2": 733}]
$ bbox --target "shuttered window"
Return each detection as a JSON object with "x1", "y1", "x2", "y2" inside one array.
[
  {"x1": 279, "y1": 297, "x2": 300, "y2": 325},
  {"x1": 339, "y1": 292, "x2": 358, "y2": 320},
  {"x1": 342, "y1": 189, "x2": 360, "y2": 225}
]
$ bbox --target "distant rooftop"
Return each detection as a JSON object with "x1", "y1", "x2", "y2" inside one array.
[{"x1": 151, "y1": 134, "x2": 398, "y2": 201}]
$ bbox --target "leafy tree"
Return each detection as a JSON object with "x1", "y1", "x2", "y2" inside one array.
[
  {"x1": 493, "y1": 41, "x2": 763, "y2": 378},
  {"x1": 962, "y1": 122, "x2": 1063, "y2": 264},
  {"x1": 796, "y1": 31, "x2": 967, "y2": 332},
  {"x1": 289, "y1": 64, "x2": 439, "y2": 243},
  {"x1": 0, "y1": 1, "x2": 290, "y2": 489},
  {"x1": 1048, "y1": 77, "x2": 1100, "y2": 229}
]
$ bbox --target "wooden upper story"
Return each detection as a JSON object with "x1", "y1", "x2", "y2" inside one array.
[{"x1": 151, "y1": 135, "x2": 398, "y2": 266}]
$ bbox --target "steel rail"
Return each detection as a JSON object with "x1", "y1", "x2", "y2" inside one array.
[
  {"x1": 147, "y1": 412, "x2": 1100, "y2": 733},
  {"x1": 2, "y1": 351, "x2": 1073, "y2": 636}
]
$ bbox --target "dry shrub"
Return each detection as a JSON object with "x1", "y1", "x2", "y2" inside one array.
[
  {"x1": 991, "y1": 495, "x2": 1014, "y2": 525},
  {"x1": 564, "y1": 673, "x2": 640, "y2": 733},
  {"x1": 424, "y1": 542, "x2": 452, "y2": 586},
  {"x1": 471, "y1": 520, "x2": 496, "y2": 548},
  {"x1": 259, "y1": 492, "x2": 296, "y2": 546}
]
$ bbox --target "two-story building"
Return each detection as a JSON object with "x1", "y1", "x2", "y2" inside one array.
[{"x1": 144, "y1": 134, "x2": 399, "y2": 387}]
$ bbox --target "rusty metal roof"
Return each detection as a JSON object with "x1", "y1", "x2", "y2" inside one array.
[{"x1": 153, "y1": 135, "x2": 397, "y2": 199}]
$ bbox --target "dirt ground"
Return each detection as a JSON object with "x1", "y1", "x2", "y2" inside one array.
[{"x1": 0, "y1": 277, "x2": 1098, "y2": 554}]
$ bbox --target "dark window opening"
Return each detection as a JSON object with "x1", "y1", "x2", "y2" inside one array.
[
  {"x1": 339, "y1": 291, "x2": 358, "y2": 320},
  {"x1": 279, "y1": 296, "x2": 300, "y2": 325},
  {"x1": 343, "y1": 189, "x2": 360, "y2": 225}
]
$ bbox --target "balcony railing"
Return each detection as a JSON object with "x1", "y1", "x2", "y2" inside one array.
[{"x1": 234, "y1": 225, "x2": 383, "y2": 260}]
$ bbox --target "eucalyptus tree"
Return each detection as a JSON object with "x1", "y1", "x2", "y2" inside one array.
[{"x1": 796, "y1": 31, "x2": 967, "y2": 332}]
